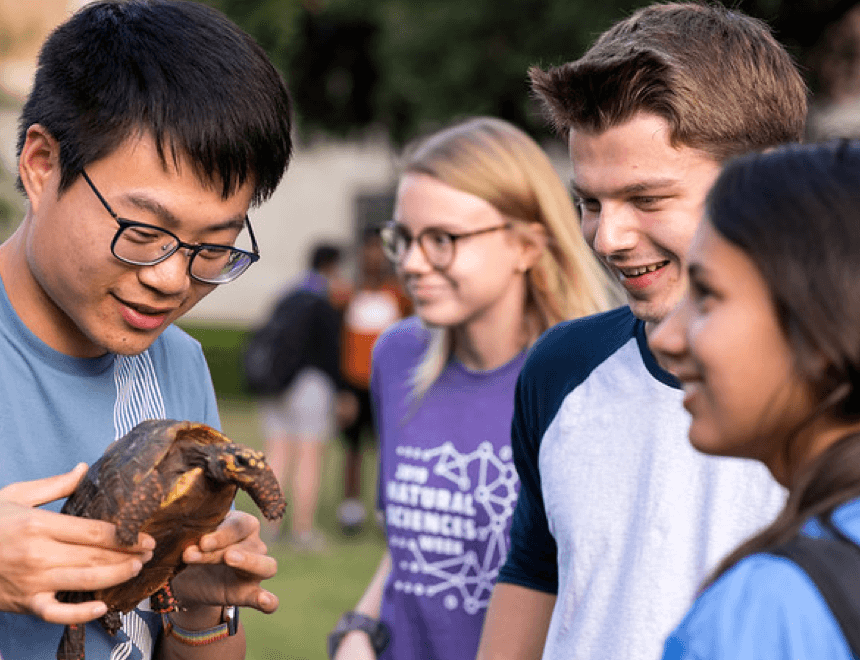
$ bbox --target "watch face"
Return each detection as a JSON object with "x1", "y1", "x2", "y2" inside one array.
[{"x1": 224, "y1": 606, "x2": 239, "y2": 636}]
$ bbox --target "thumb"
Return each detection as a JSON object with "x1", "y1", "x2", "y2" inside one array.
[{"x1": 0, "y1": 462, "x2": 88, "y2": 507}]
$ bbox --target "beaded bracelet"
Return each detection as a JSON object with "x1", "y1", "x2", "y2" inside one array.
[{"x1": 162, "y1": 607, "x2": 238, "y2": 646}]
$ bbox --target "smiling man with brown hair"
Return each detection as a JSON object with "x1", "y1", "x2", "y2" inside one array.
[{"x1": 477, "y1": 4, "x2": 807, "y2": 660}]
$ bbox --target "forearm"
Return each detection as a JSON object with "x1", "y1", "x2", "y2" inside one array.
[
  {"x1": 157, "y1": 605, "x2": 245, "y2": 660},
  {"x1": 476, "y1": 583, "x2": 555, "y2": 660},
  {"x1": 354, "y1": 550, "x2": 391, "y2": 617},
  {"x1": 333, "y1": 550, "x2": 391, "y2": 658}
]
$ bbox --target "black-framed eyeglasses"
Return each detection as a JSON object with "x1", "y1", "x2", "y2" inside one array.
[
  {"x1": 81, "y1": 170, "x2": 260, "y2": 285},
  {"x1": 379, "y1": 222, "x2": 511, "y2": 270}
]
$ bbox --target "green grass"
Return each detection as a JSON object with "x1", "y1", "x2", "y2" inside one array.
[{"x1": 218, "y1": 398, "x2": 386, "y2": 660}]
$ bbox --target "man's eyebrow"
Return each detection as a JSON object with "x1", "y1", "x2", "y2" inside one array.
[
  {"x1": 570, "y1": 178, "x2": 681, "y2": 198},
  {"x1": 123, "y1": 193, "x2": 246, "y2": 232}
]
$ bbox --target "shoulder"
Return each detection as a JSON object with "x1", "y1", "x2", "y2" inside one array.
[
  {"x1": 665, "y1": 553, "x2": 851, "y2": 660},
  {"x1": 520, "y1": 305, "x2": 637, "y2": 390},
  {"x1": 147, "y1": 324, "x2": 208, "y2": 372},
  {"x1": 155, "y1": 323, "x2": 205, "y2": 351},
  {"x1": 373, "y1": 316, "x2": 428, "y2": 363}
]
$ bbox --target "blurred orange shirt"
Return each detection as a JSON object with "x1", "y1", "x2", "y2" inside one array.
[{"x1": 341, "y1": 280, "x2": 411, "y2": 389}]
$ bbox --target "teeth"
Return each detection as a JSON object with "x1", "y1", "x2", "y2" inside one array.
[{"x1": 622, "y1": 263, "x2": 664, "y2": 277}]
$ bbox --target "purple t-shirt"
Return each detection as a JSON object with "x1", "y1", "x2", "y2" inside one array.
[{"x1": 371, "y1": 317, "x2": 526, "y2": 660}]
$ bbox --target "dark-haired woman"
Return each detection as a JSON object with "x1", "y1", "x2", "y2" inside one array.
[{"x1": 650, "y1": 139, "x2": 860, "y2": 659}]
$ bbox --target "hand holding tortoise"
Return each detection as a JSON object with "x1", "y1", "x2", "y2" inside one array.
[
  {"x1": 0, "y1": 464, "x2": 153, "y2": 625},
  {"x1": 54, "y1": 420, "x2": 286, "y2": 660}
]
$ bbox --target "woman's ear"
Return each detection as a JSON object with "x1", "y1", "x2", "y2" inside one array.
[
  {"x1": 516, "y1": 222, "x2": 548, "y2": 273},
  {"x1": 19, "y1": 124, "x2": 60, "y2": 214}
]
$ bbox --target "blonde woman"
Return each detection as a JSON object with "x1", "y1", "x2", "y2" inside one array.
[{"x1": 328, "y1": 117, "x2": 618, "y2": 660}]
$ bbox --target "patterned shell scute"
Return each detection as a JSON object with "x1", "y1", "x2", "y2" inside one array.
[{"x1": 63, "y1": 420, "x2": 190, "y2": 520}]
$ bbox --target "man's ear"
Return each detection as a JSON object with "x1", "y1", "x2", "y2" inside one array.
[
  {"x1": 516, "y1": 222, "x2": 549, "y2": 273},
  {"x1": 19, "y1": 124, "x2": 60, "y2": 213}
]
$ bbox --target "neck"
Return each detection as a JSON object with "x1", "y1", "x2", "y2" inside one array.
[
  {"x1": 0, "y1": 223, "x2": 104, "y2": 358},
  {"x1": 779, "y1": 418, "x2": 860, "y2": 490},
  {"x1": 452, "y1": 313, "x2": 531, "y2": 372}
]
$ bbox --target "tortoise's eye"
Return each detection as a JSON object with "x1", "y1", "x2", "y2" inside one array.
[{"x1": 234, "y1": 453, "x2": 252, "y2": 468}]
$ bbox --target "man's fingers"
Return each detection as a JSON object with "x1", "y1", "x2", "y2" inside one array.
[
  {"x1": 0, "y1": 464, "x2": 88, "y2": 507},
  {"x1": 252, "y1": 588, "x2": 279, "y2": 614},
  {"x1": 29, "y1": 510, "x2": 155, "y2": 553},
  {"x1": 224, "y1": 547, "x2": 277, "y2": 580},
  {"x1": 29, "y1": 591, "x2": 108, "y2": 625},
  {"x1": 197, "y1": 510, "x2": 259, "y2": 553},
  {"x1": 46, "y1": 556, "x2": 146, "y2": 593},
  {"x1": 214, "y1": 585, "x2": 279, "y2": 614}
]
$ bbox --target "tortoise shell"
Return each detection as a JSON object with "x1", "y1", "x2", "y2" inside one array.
[{"x1": 55, "y1": 419, "x2": 286, "y2": 660}]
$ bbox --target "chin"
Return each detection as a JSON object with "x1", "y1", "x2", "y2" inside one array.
[
  {"x1": 628, "y1": 293, "x2": 683, "y2": 325},
  {"x1": 414, "y1": 304, "x2": 461, "y2": 329},
  {"x1": 687, "y1": 427, "x2": 724, "y2": 457},
  {"x1": 101, "y1": 332, "x2": 162, "y2": 357}
]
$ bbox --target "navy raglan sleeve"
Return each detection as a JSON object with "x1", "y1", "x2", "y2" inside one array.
[
  {"x1": 496, "y1": 307, "x2": 634, "y2": 594},
  {"x1": 497, "y1": 360, "x2": 559, "y2": 593}
]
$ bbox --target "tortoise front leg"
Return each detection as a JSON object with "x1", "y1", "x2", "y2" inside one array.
[
  {"x1": 150, "y1": 581, "x2": 177, "y2": 613},
  {"x1": 56, "y1": 623, "x2": 85, "y2": 660},
  {"x1": 100, "y1": 610, "x2": 122, "y2": 636},
  {"x1": 114, "y1": 472, "x2": 165, "y2": 545}
]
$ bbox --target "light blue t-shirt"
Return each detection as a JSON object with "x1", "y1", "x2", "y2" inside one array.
[
  {"x1": 0, "y1": 276, "x2": 220, "y2": 660},
  {"x1": 662, "y1": 497, "x2": 860, "y2": 660}
]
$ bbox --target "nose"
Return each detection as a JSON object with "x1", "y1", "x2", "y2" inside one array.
[
  {"x1": 136, "y1": 249, "x2": 193, "y2": 295},
  {"x1": 398, "y1": 236, "x2": 432, "y2": 274},
  {"x1": 648, "y1": 296, "x2": 690, "y2": 376},
  {"x1": 587, "y1": 202, "x2": 639, "y2": 259}
]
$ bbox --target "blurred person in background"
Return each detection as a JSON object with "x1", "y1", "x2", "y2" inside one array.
[
  {"x1": 338, "y1": 228, "x2": 411, "y2": 535},
  {"x1": 805, "y1": 4, "x2": 860, "y2": 141},
  {"x1": 327, "y1": 116, "x2": 619, "y2": 660},
  {"x1": 256, "y1": 243, "x2": 355, "y2": 552}
]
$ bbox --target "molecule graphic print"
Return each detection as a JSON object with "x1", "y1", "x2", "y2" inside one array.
[{"x1": 385, "y1": 439, "x2": 519, "y2": 615}]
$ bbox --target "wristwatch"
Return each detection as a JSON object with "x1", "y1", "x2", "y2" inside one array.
[
  {"x1": 163, "y1": 605, "x2": 239, "y2": 646},
  {"x1": 223, "y1": 605, "x2": 240, "y2": 636},
  {"x1": 327, "y1": 611, "x2": 391, "y2": 659}
]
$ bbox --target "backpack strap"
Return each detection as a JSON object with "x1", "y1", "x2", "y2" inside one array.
[{"x1": 770, "y1": 530, "x2": 860, "y2": 657}]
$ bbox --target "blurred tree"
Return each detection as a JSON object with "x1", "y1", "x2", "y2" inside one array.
[{"x1": 204, "y1": 0, "x2": 860, "y2": 144}]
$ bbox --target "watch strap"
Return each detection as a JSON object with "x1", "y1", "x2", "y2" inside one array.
[
  {"x1": 327, "y1": 611, "x2": 391, "y2": 659},
  {"x1": 163, "y1": 606, "x2": 239, "y2": 646}
]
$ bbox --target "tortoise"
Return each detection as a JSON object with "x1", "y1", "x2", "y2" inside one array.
[{"x1": 55, "y1": 419, "x2": 286, "y2": 660}]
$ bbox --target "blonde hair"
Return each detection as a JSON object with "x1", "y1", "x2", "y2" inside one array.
[{"x1": 401, "y1": 116, "x2": 620, "y2": 397}]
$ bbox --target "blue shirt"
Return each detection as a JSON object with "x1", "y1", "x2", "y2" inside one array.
[
  {"x1": 0, "y1": 275, "x2": 220, "y2": 660},
  {"x1": 662, "y1": 497, "x2": 860, "y2": 660}
]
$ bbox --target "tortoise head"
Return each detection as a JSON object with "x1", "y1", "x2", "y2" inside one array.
[{"x1": 204, "y1": 445, "x2": 286, "y2": 521}]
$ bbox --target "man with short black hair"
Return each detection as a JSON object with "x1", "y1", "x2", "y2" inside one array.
[{"x1": 0, "y1": 1, "x2": 293, "y2": 658}]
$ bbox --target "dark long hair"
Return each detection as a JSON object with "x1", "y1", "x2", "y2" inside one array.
[{"x1": 702, "y1": 139, "x2": 860, "y2": 588}]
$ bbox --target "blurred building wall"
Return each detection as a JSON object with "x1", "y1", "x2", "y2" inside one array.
[{"x1": 0, "y1": 0, "x2": 87, "y2": 100}]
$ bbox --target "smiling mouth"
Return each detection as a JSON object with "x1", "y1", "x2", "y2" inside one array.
[
  {"x1": 118, "y1": 297, "x2": 174, "y2": 317},
  {"x1": 618, "y1": 261, "x2": 670, "y2": 278}
]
